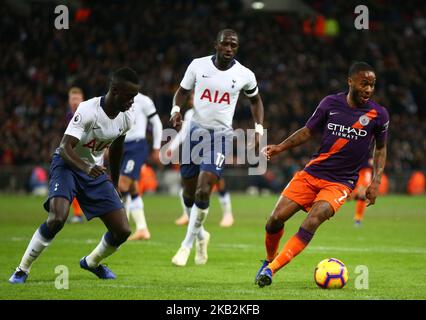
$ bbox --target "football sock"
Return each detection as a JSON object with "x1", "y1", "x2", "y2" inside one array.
[
  {"x1": 18, "y1": 223, "x2": 54, "y2": 273},
  {"x1": 268, "y1": 227, "x2": 313, "y2": 274},
  {"x1": 354, "y1": 199, "x2": 366, "y2": 222},
  {"x1": 265, "y1": 228, "x2": 284, "y2": 262},
  {"x1": 218, "y1": 191, "x2": 232, "y2": 217},
  {"x1": 181, "y1": 194, "x2": 206, "y2": 240},
  {"x1": 129, "y1": 194, "x2": 148, "y2": 231},
  {"x1": 85, "y1": 231, "x2": 121, "y2": 268},
  {"x1": 181, "y1": 200, "x2": 209, "y2": 249}
]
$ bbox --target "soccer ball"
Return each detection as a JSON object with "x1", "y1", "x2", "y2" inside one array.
[{"x1": 314, "y1": 258, "x2": 349, "y2": 289}]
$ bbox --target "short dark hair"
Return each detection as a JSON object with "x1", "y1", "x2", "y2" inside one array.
[
  {"x1": 110, "y1": 67, "x2": 139, "y2": 86},
  {"x1": 216, "y1": 29, "x2": 238, "y2": 42},
  {"x1": 348, "y1": 62, "x2": 375, "y2": 77}
]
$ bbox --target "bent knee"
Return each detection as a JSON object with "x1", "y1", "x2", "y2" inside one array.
[
  {"x1": 112, "y1": 228, "x2": 131, "y2": 244},
  {"x1": 266, "y1": 213, "x2": 285, "y2": 233},
  {"x1": 195, "y1": 187, "x2": 210, "y2": 202},
  {"x1": 46, "y1": 215, "x2": 67, "y2": 233}
]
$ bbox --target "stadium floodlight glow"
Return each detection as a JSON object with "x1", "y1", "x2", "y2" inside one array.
[{"x1": 251, "y1": 1, "x2": 265, "y2": 10}]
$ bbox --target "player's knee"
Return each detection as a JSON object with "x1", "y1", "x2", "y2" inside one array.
[
  {"x1": 46, "y1": 215, "x2": 66, "y2": 234},
  {"x1": 195, "y1": 186, "x2": 210, "y2": 202},
  {"x1": 113, "y1": 227, "x2": 132, "y2": 244},
  {"x1": 266, "y1": 214, "x2": 284, "y2": 233},
  {"x1": 182, "y1": 195, "x2": 194, "y2": 208}
]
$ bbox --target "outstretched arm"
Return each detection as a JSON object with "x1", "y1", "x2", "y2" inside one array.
[
  {"x1": 262, "y1": 126, "x2": 312, "y2": 160},
  {"x1": 366, "y1": 143, "x2": 387, "y2": 206}
]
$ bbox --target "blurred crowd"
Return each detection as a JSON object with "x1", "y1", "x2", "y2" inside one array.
[{"x1": 1, "y1": 0, "x2": 425, "y2": 183}]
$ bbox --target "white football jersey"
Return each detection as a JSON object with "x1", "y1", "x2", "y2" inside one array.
[
  {"x1": 125, "y1": 93, "x2": 163, "y2": 149},
  {"x1": 180, "y1": 55, "x2": 258, "y2": 130},
  {"x1": 63, "y1": 96, "x2": 135, "y2": 166}
]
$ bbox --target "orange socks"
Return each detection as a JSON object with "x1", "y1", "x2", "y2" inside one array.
[
  {"x1": 72, "y1": 199, "x2": 82, "y2": 216},
  {"x1": 354, "y1": 199, "x2": 366, "y2": 222},
  {"x1": 265, "y1": 229, "x2": 284, "y2": 262},
  {"x1": 268, "y1": 227, "x2": 313, "y2": 274}
]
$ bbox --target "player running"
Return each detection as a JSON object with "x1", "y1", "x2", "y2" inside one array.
[
  {"x1": 118, "y1": 92, "x2": 163, "y2": 240},
  {"x1": 170, "y1": 29, "x2": 264, "y2": 266},
  {"x1": 255, "y1": 62, "x2": 389, "y2": 287},
  {"x1": 9, "y1": 67, "x2": 139, "y2": 283}
]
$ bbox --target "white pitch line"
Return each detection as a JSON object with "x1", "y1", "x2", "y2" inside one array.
[{"x1": 9, "y1": 237, "x2": 426, "y2": 254}]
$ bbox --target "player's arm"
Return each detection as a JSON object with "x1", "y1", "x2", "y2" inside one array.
[
  {"x1": 170, "y1": 87, "x2": 191, "y2": 128},
  {"x1": 149, "y1": 113, "x2": 163, "y2": 163},
  {"x1": 249, "y1": 94, "x2": 264, "y2": 136},
  {"x1": 108, "y1": 134, "x2": 125, "y2": 188},
  {"x1": 58, "y1": 135, "x2": 106, "y2": 178},
  {"x1": 366, "y1": 143, "x2": 387, "y2": 206},
  {"x1": 262, "y1": 127, "x2": 312, "y2": 160}
]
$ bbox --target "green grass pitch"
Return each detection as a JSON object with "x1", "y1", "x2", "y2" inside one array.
[{"x1": 0, "y1": 194, "x2": 425, "y2": 300}]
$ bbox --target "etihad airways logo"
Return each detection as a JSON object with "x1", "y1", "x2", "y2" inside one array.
[{"x1": 327, "y1": 123, "x2": 367, "y2": 140}]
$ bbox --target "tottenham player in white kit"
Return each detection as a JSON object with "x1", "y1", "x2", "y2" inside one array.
[
  {"x1": 9, "y1": 68, "x2": 140, "y2": 283},
  {"x1": 170, "y1": 29, "x2": 265, "y2": 266},
  {"x1": 118, "y1": 92, "x2": 163, "y2": 241}
]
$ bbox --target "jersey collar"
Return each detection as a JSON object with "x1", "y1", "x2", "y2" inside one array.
[
  {"x1": 211, "y1": 55, "x2": 236, "y2": 71},
  {"x1": 100, "y1": 95, "x2": 106, "y2": 109}
]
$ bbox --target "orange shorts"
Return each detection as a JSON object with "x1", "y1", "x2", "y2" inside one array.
[{"x1": 282, "y1": 171, "x2": 352, "y2": 214}]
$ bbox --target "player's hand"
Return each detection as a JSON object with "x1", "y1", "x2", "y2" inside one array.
[
  {"x1": 86, "y1": 164, "x2": 107, "y2": 178},
  {"x1": 365, "y1": 181, "x2": 380, "y2": 206},
  {"x1": 170, "y1": 112, "x2": 182, "y2": 129},
  {"x1": 151, "y1": 149, "x2": 161, "y2": 164},
  {"x1": 261, "y1": 144, "x2": 283, "y2": 160}
]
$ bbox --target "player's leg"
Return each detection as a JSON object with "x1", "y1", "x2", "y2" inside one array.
[
  {"x1": 191, "y1": 171, "x2": 217, "y2": 265},
  {"x1": 354, "y1": 185, "x2": 367, "y2": 226},
  {"x1": 175, "y1": 187, "x2": 189, "y2": 225},
  {"x1": 258, "y1": 200, "x2": 333, "y2": 288},
  {"x1": 10, "y1": 155, "x2": 76, "y2": 284},
  {"x1": 81, "y1": 208, "x2": 131, "y2": 279},
  {"x1": 217, "y1": 178, "x2": 234, "y2": 227},
  {"x1": 180, "y1": 175, "x2": 198, "y2": 224},
  {"x1": 258, "y1": 179, "x2": 351, "y2": 287},
  {"x1": 9, "y1": 197, "x2": 71, "y2": 283},
  {"x1": 254, "y1": 196, "x2": 301, "y2": 283},
  {"x1": 118, "y1": 174, "x2": 132, "y2": 218},
  {"x1": 353, "y1": 168, "x2": 371, "y2": 226},
  {"x1": 172, "y1": 174, "x2": 200, "y2": 266},
  {"x1": 127, "y1": 181, "x2": 151, "y2": 240},
  {"x1": 256, "y1": 171, "x2": 318, "y2": 287}
]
